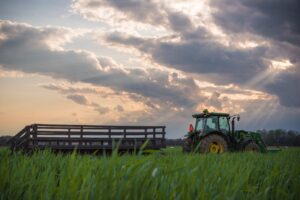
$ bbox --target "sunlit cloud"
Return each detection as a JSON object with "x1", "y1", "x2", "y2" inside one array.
[
  {"x1": 270, "y1": 59, "x2": 294, "y2": 71},
  {"x1": 71, "y1": 0, "x2": 171, "y2": 36}
]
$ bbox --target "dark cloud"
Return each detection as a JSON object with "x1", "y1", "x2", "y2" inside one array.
[
  {"x1": 41, "y1": 83, "x2": 126, "y2": 101},
  {"x1": 67, "y1": 94, "x2": 110, "y2": 114},
  {"x1": 152, "y1": 42, "x2": 268, "y2": 83},
  {"x1": 238, "y1": 98, "x2": 300, "y2": 132},
  {"x1": 263, "y1": 67, "x2": 300, "y2": 107},
  {"x1": 152, "y1": 40, "x2": 299, "y2": 108},
  {"x1": 105, "y1": 32, "x2": 154, "y2": 52},
  {"x1": 114, "y1": 105, "x2": 124, "y2": 112},
  {"x1": 67, "y1": 94, "x2": 89, "y2": 105},
  {"x1": 41, "y1": 84, "x2": 101, "y2": 95},
  {"x1": 85, "y1": 68, "x2": 199, "y2": 107},
  {"x1": 94, "y1": 106, "x2": 109, "y2": 114},
  {"x1": 45, "y1": 85, "x2": 111, "y2": 114},
  {"x1": 210, "y1": 0, "x2": 300, "y2": 46},
  {"x1": 105, "y1": 32, "x2": 268, "y2": 84},
  {"x1": 0, "y1": 21, "x2": 102, "y2": 82},
  {"x1": 168, "y1": 11, "x2": 194, "y2": 33},
  {"x1": 210, "y1": 0, "x2": 300, "y2": 108},
  {"x1": 107, "y1": 0, "x2": 167, "y2": 25}
]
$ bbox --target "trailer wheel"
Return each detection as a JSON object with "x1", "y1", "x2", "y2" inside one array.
[
  {"x1": 243, "y1": 141, "x2": 260, "y2": 152},
  {"x1": 199, "y1": 134, "x2": 228, "y2": 153}
]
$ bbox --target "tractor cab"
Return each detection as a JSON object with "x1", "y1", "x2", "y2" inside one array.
[{"x1": 190, "y1": 112, "x2": 232, "y2": 136}]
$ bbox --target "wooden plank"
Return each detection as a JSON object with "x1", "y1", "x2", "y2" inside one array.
[
  {"x1": 27, "y1": 144, "x2": 163, "y2": 150},
  {"x1": 33, "y1": 137, "x2": 164, "y2": 142},
  {"x1": 35, "y1": 131, "x2": 165, "y2": 135},
  {"x1": 36, "y1": 124, "x2": 165, "y2": 129},
  {"x1": 36, "y1": 123, "x2": 166, "y2": 127}
]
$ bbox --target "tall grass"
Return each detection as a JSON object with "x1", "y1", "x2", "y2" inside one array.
[{"x1": 0, "y1": 147, "x2": 299, "y2": 200}]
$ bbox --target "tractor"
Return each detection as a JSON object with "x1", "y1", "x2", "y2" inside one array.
[{"x1": 182, "y1": 110, "x2": 267, "y2": 153}]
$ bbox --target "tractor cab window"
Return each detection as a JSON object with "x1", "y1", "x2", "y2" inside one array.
[
  {"x1": 219, "y1": 116, "x2": 229, "y2": 133},
  {"x1": 205, "y1": 116, "x2": 218, "y2": 132},
  {"x1": 195, "y1": 118, "x2": 204, "y2": 132}
]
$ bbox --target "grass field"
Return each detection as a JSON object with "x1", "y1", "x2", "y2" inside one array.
[{"x1": 0, "y1": 147, "x2": 299, "y2": 200}]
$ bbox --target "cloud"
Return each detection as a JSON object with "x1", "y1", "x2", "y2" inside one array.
[
  {"x1": 71, "y1": 0, "x2": 300, "y2": 111},
  {"x1": 72, "y1": 0, "x2": 198, "y2": 36},
  {"x1": 210, "y1": 0, "x2": 300, "y2": 46},
  {"x1": 1, "y1": 0, "x2": 300, "y2": 134},
  {"x1": 67, "y1": 93, "x2": 110, "y2": 115},
  {"x1": 71, "y1": 0, "x2": 170, "y2": 36},
  {"x1": 104, "y1": 32, "x2": 268, "y2": 85},
  {"x1": 85, "y1": 68, "x2": 201, "y2": 107},
  {"x1": 207, "y1": 91, "x2": 222, "y2": 110},
  {"x1": 102, "y1": 17, "x2": 299, "y2": 109},
  {"x1": 114, "y1": 105, "x2": 124, "y2": 112},
  {"x1": 167, "y1": 11, "x2": 194, "y2": 34},
  {"x1": 73, "y1": 0, "x2": 167, "y2": 25},
  {"x1": 67, "y1": 94, "x2": 89, "y2": 105},
  {"x1": 262, "y1": 67, "x2": 300, "y2": 107},
  {"x1": 0, "y1": 20, "x2": 204, "y2": 110},
  {"x1": 104, "y1": 0, "x2": 167, "y2": 25},
  {"x1": 94, "y1": 105, "x2": 109, "y2": 114},
  {"x1": 0, "y1": 20, "x2": 102, "y2": 82},
  {"x1": 208, "y1": 0, "x2": 300, "y2": 108}
]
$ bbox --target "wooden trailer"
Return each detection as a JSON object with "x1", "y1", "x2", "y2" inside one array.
[{"x1": 9, "y1": 124, "x2": 166, "y2": 153}]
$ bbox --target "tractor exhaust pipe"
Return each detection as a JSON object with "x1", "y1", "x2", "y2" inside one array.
[
  {"x1": 231, "y1": 114, "x2": 240, "y2": 136},
  {"x1": 231, "y1": 119, "x2": 235, "y2": 136}
]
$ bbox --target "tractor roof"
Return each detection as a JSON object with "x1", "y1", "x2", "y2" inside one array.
[{"x1": 192, "y1": 112, "x2": 229, "y2": 118}]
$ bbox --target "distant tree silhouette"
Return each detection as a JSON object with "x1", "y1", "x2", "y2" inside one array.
[
  {"x1": 0, "y1": 136, "x2": 12, "y2": 146},
  {"x1": 257, "y1": 129, "x2": 300, "y2": 146}
]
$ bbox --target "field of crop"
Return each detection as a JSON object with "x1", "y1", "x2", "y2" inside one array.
[{"x1": 0, "y1": 147, "x2": 299, "y2": 200}]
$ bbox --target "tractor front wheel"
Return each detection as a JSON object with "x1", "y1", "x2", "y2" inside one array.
[
  {"x1": 243, "y1": 141, "x2": 260, "y2": 152},
  {"x1": 182, "y1": 138, "x2": 192, "y2": 153},
  {"x1": 199, "y1": 134, "x2": 228, "y2": 153}
]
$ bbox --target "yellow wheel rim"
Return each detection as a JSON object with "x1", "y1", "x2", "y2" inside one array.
[{"x1": 209, "y1": 142, "x2": 224, "y2": 153}]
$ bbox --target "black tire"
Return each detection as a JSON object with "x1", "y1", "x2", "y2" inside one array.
[
  {"x1": 199, "y1": 134, "x2": 228, "y2": 153},
  {"x1": 243, "y1": 141, "x2": 260, "y2": 152},
  {"x1": 182, "y1": 138, "x2": 192, "y2": 153}
]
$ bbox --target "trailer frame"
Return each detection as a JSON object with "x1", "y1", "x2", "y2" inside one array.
[{"x1": 9, "y1": 124, "x2": 166, "y2": 153}]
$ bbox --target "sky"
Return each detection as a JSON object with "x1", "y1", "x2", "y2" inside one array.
[{"x1": 0, "y1": 0, "x2": 299, "y2": 138}]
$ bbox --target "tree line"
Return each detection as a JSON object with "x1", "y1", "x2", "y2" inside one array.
[
  {"x1": 165, "y1": 129, "x2": 300, "y2": 147},
  {"x1": 258, "y1": 129, "x2": 300, "y2": 146}
]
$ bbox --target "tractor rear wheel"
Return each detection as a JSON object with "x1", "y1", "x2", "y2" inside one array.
[
  {"x1": 199, "y1": 134, "x2": 228, "y2": 153},
  {"x1": 243, "y1": 141, "x2": 260, "y2": 152}
]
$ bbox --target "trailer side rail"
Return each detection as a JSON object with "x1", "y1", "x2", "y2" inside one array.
[{"x1": 11, "y1": 124, "x2": 166, "y2": 152}]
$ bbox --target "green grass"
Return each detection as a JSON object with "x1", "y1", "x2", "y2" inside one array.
[{"x1": 0, "y1": 147, "x2": 299, "y2": 200}]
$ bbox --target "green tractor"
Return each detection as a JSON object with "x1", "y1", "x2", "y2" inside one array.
[{"x1": 182, "y1": 110, "x2": 267, "y2": 153}]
